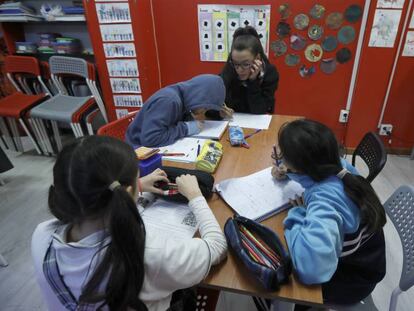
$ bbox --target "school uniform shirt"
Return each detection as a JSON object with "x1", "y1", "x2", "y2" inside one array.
[
  {"x1": 31, "y1": 196, "x2": 227, "y2": 311},
  {"x1": 283, "y1": 159, "x2": 385, "y2": 304},
  {"x1": 125, "y1": 74, "x2": 225, "y2": 148},
  {"x1": 220, "y1": 62, "x2": 279, "y2": 114}
]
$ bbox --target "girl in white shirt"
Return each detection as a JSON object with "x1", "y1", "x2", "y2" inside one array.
[{"x1": 31, "y1": 135, "x2": 227, "y2": 311}]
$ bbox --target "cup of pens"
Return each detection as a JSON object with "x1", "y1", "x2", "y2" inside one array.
[{"x1": 224, "y1": 216, "x2": 292, "y2": 290}]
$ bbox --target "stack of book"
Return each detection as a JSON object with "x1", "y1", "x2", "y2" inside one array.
[{"x1": 0, "y1": 2, "x2": 41, "y2": 21}]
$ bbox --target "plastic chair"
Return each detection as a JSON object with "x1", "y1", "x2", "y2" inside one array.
[
  {"x1": 0, "y1": 56, "x2": 50, "y2": 154},
  {"x1": 97, "y1": 111, "x2": 137, "y2": 140},
  {"x1": 29, "y1": 56, "x2": 106, "y2": 154},
  {"x1": 352, "y1": 132, "x2": 387, "y2": 183},
  {"x1": 383, "y1": 185, "x2": 414, "y2": 311},
  {"x1": 195, "y1": 287, "x2": 220, "y2": 311}
]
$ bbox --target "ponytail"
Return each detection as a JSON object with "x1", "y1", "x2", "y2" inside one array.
[
  {"x1": 50, "y1": 136, "x2": 148, "y2": 311},
  {"x1": 340, "y1": 173, "x2": 386, "y2": 233},
  {"x1": 80, "y1": 187, "x2": 147, "y2": 311}
]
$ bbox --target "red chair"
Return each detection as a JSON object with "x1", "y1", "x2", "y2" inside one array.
[
  {"x1": 0, "y1": 56, "x2": 50, "y2": 154},
  {"x1": 97, "y1": 111, "x2": 137, "y2": 140}
]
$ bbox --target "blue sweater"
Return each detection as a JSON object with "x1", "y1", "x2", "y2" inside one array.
[
  {"x1": 283, "y1": 159, "x2": 360, "y2": 284},
  {"x1": 125, "y1": 74, "x2": 225, "y2": 147}
]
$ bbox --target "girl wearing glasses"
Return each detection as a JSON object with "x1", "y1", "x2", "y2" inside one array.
[
  {"x1": 220, "y1": 26, "x2": 279, "y2": 114},
  {"x1": 272, "y1": 119, "x2": 386, "y2": 307},
  {"x1": 31, "y1": 136, "x2": 227, "y2": 311}
]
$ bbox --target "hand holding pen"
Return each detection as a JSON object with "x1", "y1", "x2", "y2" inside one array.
[{"x1": 271, "y1": 144, "x2": 288, "y2": 180}]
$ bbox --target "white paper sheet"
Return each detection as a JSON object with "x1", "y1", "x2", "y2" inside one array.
[
  {"x1": 191, "y1": 121, "x2": 228, "y2": 139},
  {"x1": 402, "y1": 31, "x2": 414, "y2": 56},
  {"x1": 215, "y1": 167, "x2": 304, "y2": 221},
  {"x1": 229, "y1": 113, "x2": 272, "y2": 130},
  {"x1": 369, "y1": 9, "x2": 402, "y2": 48},
  {"x1": 158, "y1": 138, "x2": 207, "y2": 163},
  {"x1": 410, "y1": 10, "x2": 414, "y2": 28},
  {"x1": 141, "y1": 198, "x2": 198, "y2": 239},
  {"x1": 100, "y1": 24, "x2": 134, "y2": 42},
  {"x1": 96, "y1": 2, "x2": 131, "y2": 23},
  {"x1": 377, "y1": 0, "x2": 405, "y2": 9}
]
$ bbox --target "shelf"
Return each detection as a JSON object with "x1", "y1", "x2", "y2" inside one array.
[
  {"x1": 0, "y1": 15, "x2": 85, "y2": 23},
  {"x1": 14, "y1": 53, "x2": 95, "y2": 62}
]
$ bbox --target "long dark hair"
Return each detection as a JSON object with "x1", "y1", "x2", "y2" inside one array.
[
  {"x1": 48, "y1": 136, "x2": 147, "y2": 311},
  {"x1": 221, "y1": 26, "x2": 269, "y2": 82},
  {"x1": 278, "y1": 119, "x2": 386, "y2": 233}
]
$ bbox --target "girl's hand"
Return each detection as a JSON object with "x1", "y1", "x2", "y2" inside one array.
[
  {"x1": 249, "y1": 59, "x2": 263, "y2": 81},
  {"x1": 175, "y1": 174, "x2": 202, "y2": 201},
  {"x1": 219, "y1": 104, "x2": 234, "y2": 119},
  {"x1": 139, "y1": 168, "x2": 169, "y2": 194},
  {"x1": 289, "y1": 194, "x2": 305, "y2": 207},
  {"x1": 271, "y1": 163, "x2": 288, "y2": 180}
]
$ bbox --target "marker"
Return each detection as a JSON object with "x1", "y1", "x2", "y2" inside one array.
[
  {"x1": 273, "y1": 145, "x2": 281, "y2": 167},
  {"x1": 197, "y1": 144, "x2": 201, "y2": 156}
]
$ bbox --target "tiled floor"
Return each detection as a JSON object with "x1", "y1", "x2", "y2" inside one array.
[{"x1": 1, "y1": 140, "x2": 413, "y2": 310}]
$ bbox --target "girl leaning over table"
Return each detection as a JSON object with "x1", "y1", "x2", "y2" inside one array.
[
  {"x1": 31, "y1": 135, "x2": 227, "y2": 311},
  {"x1": 271, "y1": 119, "x2": 386, "y2": 309}
]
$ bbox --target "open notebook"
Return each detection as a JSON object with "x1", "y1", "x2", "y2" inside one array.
[
  {"x1": 215, "y1": 167, "x2": 304, "y2": 222},
  {"x1": 158, "y1": 137, "x2": 207, "y2": 163},
  {"x1": 191, "y1": 120, "x2": 228, "y2": 139}
]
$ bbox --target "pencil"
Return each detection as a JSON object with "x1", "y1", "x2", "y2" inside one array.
[{"x1": 244, "y1": 129, "x2": 262, "y2": 140}]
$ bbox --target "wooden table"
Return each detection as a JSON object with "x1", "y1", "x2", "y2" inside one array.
[{"x1": 164, "y1": 115, "x2": 323, "y2": 305}]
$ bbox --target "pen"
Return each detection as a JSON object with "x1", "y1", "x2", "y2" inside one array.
[
  {"x1": 197, "y1": 144, "x2": 201, "y2": 156},
  {"x1": 244, "y1": 129, "x2": 262, "y2": 140},
  {"x1": 273, "y1": 145, "x2": 281, "y2": 167}
]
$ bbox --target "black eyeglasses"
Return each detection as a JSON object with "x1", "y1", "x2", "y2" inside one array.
[{"x1": 230, "y1": 60, "x2": 253, "y2": 70}]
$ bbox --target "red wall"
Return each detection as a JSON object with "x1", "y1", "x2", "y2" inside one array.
[
  {"x1": 345, "y1": 0, "x2": 414, "y2": 149},
  {"x1": 151, "y1": 0, "x2": 414, "y2": 150},
  {"x1": 152, "y1": 0, "x2": 365, "y2": 144}
]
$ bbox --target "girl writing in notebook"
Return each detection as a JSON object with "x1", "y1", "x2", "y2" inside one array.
[
  {"x1": 271, "y1": 119, "x2": 386, "y2": 306},
  {"x1": 31, "y1": 136, "x2": 227, "y2": 311},
  {"x1": 218, "y1": 26, "x2": 279, "y2": 115}
]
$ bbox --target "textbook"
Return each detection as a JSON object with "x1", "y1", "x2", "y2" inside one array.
[
  {"x1": 215, "y1": 167, "x2": 304, "y2": 222},
  {"x1": 191, "y1": 120, "x2": 228, "y2": 140}
]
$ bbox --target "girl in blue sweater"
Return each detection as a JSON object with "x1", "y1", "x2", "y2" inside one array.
[{"x1": 272, "y1": 119, "x2": 386, "y2": 306}]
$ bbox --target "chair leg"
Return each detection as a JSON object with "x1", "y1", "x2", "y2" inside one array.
[
  {"x1": 0, "y1": 116, "x2": 16, "y2": 151},
  {"x1": 18, "y1": 118, "x2": 42, "y2": 155},
  {"x1": 34, "y1": 119, "x2": 54, "y2": 155},
  {"x1": 0, "y1": 253, "x2": 8, "y2": 267},
  {"x1": 28, "y1": 118, "x2": 48, "y2": 155},
  {"x1": 50, "y1": 121, "x2": 63, "y2": 152},
  {"x1": 389, "y1": 287, "x2": 402, "y2": 311},
  {"x1": 7, "y1": 117, "x2": 24, "y2": 152}
]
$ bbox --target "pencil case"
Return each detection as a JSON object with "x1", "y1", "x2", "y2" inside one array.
[
  {"x1": 157, "y1": 166, "x2": 215, "y2": 203},
  {"x1": 195, "y1": 140, "x2": 223, "y2": 173},
  {"x1": 224, "y1": 216, "x2": 292, "y2": 290}
]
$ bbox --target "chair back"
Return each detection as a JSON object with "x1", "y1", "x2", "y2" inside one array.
[
  {"x1": 352, "y1": 132, "x2": 387, "y2": 183},
  {"x1": 49, "y1": 56, "x2": 89, "y2": 79},
  {"x1": 383, "y1": 185, "x2": 414, "y2": 291},
  {"x1": 97, "y1": 111, "x2": 137, "y2": 141},
  {"x1": 5, "y1": 56, "x2": 41, "y2": 76}
]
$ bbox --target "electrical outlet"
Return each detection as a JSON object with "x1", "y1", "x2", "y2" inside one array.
[
  {"x1": 379, "y1": 124, "x2": 393, "y2": 136},
  {"x1": 339, "y1": 109, "x2": 349, "y2": 123}
]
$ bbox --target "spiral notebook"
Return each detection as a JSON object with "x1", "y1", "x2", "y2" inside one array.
[{"x1": 215, "y1": 167, "x2": 304, "y2": 222}]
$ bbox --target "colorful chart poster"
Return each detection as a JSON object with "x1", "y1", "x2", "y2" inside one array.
[
  {"x1": 103, "y1": 43, "x2": 136, "y2": 58},
  {"x1": 96, "y1": 2, "x2": 131, "y2": 23},
  {"x1": 198, "y1": 4, "x2": 271, "y2": 62},
  {"x1": 377, "y1": 0, "x2": 405, "y2": 9},
  {"x1": 402, "y1": 31, "x2": 414, "y2": 56},
  {"x1": 107, "y1": 59, "x2": 139, "y2": 77},
  {"x1": 368, "y1": 9, "x2": 402, "y2": 48},
  {"x1": 100, "y1": 24, "x2": 134, "y2": 42},
  {"x1": 110, "y1": 78, "x2": 141, "y2": 93},
  {"x1": 114, "y1": 95, "x2": 143, "y2": 107}
]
